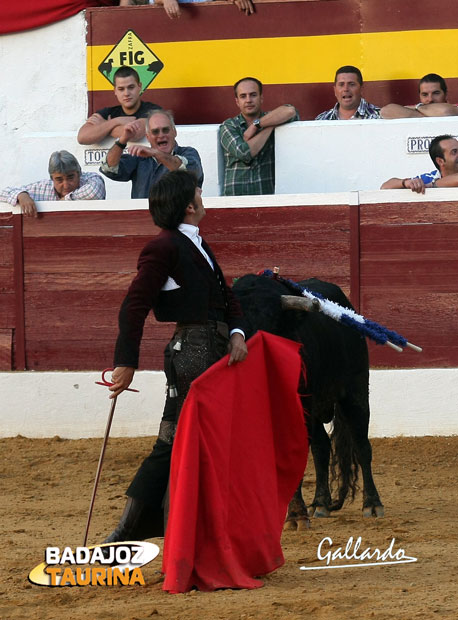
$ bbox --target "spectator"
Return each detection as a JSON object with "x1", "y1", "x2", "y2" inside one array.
[
  {"x1": 77, "y1": 66, "x2": 161, "y2": 145},
  {"x1": 381, "y1": 74, "x2": 458, "y2": 119},
  {"x1": 380, "y1": 134, "x2": 458, "y2": 193},
  {"x1": 219, "y1": 77, "x2": 298, "y2": 195},
  {"x1": 316, "y1": 65, "x2": 380, "y2": 120},
  {"x1": 100, "y1": 109, "x2": 203, "y2": 198},
  {"x1": 119, "y1": 0, "x2": 254, "y2": 19},
  {"x1": 0, "y1": 151, "x2": 105, "y2": 217}
]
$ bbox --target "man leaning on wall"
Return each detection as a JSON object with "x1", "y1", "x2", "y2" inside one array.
[
  {"x1": 219, "y1": 76, "x2": 298, "y2": 196},
  {"x1": 0, "y1": 151, "x2": 106, "y2": 218},
  {"x1": 381, "y1": 134, "x2": 458, "y2": 193},
  {"x1": 380, "y1": 74, "x2": 458, "y2": 119},
  {"x1": 77, "y1": 66, "x2": 161, "y2": 146}
]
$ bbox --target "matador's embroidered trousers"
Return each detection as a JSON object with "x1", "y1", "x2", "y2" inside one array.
[{"x1": 124, "y1": 321, "x2": 229, "y2": 536}]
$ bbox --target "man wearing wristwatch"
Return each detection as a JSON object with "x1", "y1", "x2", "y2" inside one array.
[
  {"x1": 219, "y1": 77, "x2": 298, "y2": 195},
  {"x1": 380, "y1": 134, "x2": 458, "y2": 193},
  {"x1": 100, "y1": 109, "x2": 203, "y2": 198}
]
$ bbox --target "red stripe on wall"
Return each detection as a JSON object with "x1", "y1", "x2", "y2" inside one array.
[
  {"x1": 360, "y1": 0, "x2": 458, "y2": 34},
  {"x1": 87, "y1": 0, "x2": 458, "y2": 47},
  {"x1": 90, "y1": 78, "x2": 458, "y2": 124},
  {"x1": 87, "y1": 1, "x2": 361, "y2": 45}
]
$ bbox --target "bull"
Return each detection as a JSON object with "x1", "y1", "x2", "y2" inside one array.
[{"x1": 232, "y1": 273, "x2": 384, "y2": 530}]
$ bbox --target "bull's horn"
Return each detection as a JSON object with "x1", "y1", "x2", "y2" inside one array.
[{"x1": 281, "y1": 295, "x2": 321, "y2": 312}]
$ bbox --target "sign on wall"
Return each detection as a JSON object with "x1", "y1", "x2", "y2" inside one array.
[
  {"x1": 98, "y1": 30, "x2": 164, "y2": 92},
  {"x1": 407, "y1": 135, "x2": 458, "y2": 153}
]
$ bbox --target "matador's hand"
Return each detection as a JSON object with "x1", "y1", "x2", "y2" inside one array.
[
  {"x1": 227, "y1": 333, "x2": 248, "y2": 365},
  {"x1": 109, "y1": 366, "x2": 135, "y2": 398}
]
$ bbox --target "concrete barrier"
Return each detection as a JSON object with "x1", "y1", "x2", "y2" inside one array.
[{"x1": 1, "y1": 368, "x2": 457, "y2": 439}]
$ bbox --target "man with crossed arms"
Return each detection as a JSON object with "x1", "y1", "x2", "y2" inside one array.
[{"x1": 220, "y1": 76, "x2": 298, "y2": 195}]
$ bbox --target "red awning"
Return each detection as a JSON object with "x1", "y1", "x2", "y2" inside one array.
[{"x1": 1, "y1": 1, "x2": 116, "y2": 35}]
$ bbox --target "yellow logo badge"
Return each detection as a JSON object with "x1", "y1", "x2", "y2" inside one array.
[{"x1": 98, "y1": 30, "x2": 164, "y2": 91}]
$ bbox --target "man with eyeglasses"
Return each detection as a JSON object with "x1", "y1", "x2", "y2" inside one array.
[{"x1": 100, "y1": 110, "x2": 203, "y2": 198}]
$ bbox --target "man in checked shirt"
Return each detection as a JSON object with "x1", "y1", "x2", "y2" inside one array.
[
  {"x1": 0, "y1": 150, "x2": 105, "y2": 217},
  {"x1": 219, "y1": 77, "x2": 298, "y2": 196},
  {"x1": 316, "y1": 65, "x2": 380, "y2": 121}
]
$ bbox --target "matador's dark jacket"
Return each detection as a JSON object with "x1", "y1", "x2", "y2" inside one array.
[{"x1": 114, "y1": 228, "x2": 245, "y2": 368}]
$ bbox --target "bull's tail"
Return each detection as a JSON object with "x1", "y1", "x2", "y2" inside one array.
[{"x1": 329, "y1": 404, "x2": 359, "y2": 511}]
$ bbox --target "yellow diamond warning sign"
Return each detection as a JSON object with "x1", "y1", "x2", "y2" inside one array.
[{"x1": 98, "y1": 30, "x2": 164, "y2": 91}]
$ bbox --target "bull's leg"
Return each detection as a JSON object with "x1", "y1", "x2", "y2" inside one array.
[
  {"x1": 341, "y1": 390, "x2": 384, "y2": 517},
  {"x1": 284, "y1": 479, "x2": 310, "y2": 531},
  {"x1": 309, "y1": 420, "x2": 333, "y2": 517}
]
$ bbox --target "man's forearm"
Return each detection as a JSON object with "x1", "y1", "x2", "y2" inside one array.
[
  {"x1": 380, "y1": 177, "x2": 426, "y2": 193},
  {"x1": 380, "y1": 177, "x2": 404, "y2": 189},
  {"x1": 77, "y1": 118, "x2": 122, "y2": 145},
  {"x1": 152, "y1": 150, "x2": 185, "y2": 171},
  {"x1": 417, "y1": 103, "x2": 458, "y2": 117},
  {"x1": 106, "y1": 141, "x2": 126, "y2": 168},
  {"x1": 434, "y1": 174, "x2": 458, "y2": 187},
  {"x1": 67, "y1": 174, "x2": 106, "y2": 201},
  {"x1": 256, "y1": 105, "x2": 297, "y2": 129},
  {"x1": 380, "y1": 104, "x2": 422, "y2": 120},
  {"x1": 245, "y1": 126, "x2": 274, "y2": 157}
]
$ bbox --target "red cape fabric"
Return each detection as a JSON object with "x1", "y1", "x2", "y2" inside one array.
[
  {"x1": 162, "y1": 331, "x2": 308, "y2": 593},
  {"x1": 1, "y1": 1, "x2": 116, "y2": 35}
]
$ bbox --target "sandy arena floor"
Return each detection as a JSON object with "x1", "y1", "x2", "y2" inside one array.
[{"x1": 1, "y1": 435, "x2": 457, "y2": 620}]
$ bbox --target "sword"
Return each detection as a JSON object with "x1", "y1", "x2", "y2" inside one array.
[{"x1": 83, "y1": 368, "x2": 139, "y2": 547}]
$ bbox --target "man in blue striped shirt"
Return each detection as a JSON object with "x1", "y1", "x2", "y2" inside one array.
[{"x1": 380, "y1": 134, "x2": 458, "y2": 193}]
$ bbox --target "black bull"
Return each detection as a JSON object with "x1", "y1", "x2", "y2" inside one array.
[{"x1": 232, "y1": 274, "x2": 384, "y2": 529}]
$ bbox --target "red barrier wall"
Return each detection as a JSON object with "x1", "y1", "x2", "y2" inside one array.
[{"x1": 2, "y1": 200, "x2": 457, "y2": 371}]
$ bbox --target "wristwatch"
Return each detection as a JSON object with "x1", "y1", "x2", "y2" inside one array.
[
  {"x1": 114, "y1": 138, "x2": 127, "y2": 150},
  {"x1": 253, "y1": 118, "x2": 262, "y2": 132}
]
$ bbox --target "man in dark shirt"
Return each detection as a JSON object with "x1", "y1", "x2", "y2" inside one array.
[
  {"x1": 100, "y1": 109, "x2": 203, "y2": 198},
  {"x1": 77, "y1": 66, "x2": 161, "y2": 145},
  {"x1": 102, "y1": 169, "x2": 247, "y2": 543}
]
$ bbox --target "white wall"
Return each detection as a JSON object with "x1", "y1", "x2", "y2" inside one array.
[
  {"x1": 1, "y1": 14, "x2": 88, "y2": 186},
  {"x1": 1, "y1": 368, "x2": 457, "y2": 439},
  {"x1": 275, "y1": 116, "x2": 458, "y2": 194},
  {"x1": 6, "y1": 117, "x2": 458, "y2": 200}
]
